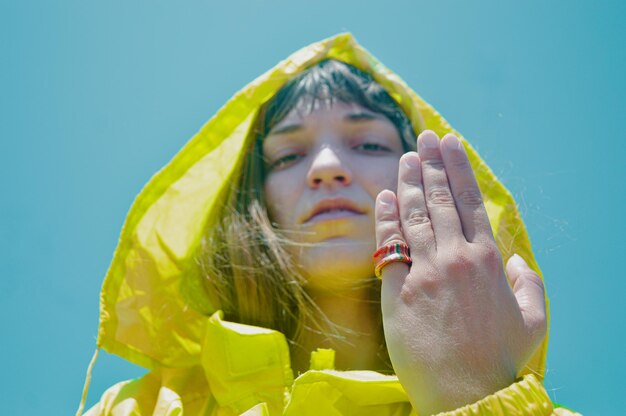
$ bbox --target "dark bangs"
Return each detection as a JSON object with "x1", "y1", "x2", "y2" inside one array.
[{"x1": 257, "y1": 59, "x2": 416, "y2": 151}]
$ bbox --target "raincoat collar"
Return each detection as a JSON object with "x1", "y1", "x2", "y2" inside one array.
[{"x1": 201, "y1": 310, "x2": 412, "y2": 415}]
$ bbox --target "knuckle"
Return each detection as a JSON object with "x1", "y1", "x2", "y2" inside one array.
[
  {"x1": 480, "y1": 245, "x2": 503, "y2": 269},
  {"x1": 401, "y1": 169, "x2": 422, "y2": 186},
  {"x1": 418, "y1": 277, "x2": 439, "y2": 293},
  {"x1": 399, "y1": 282, "x2": 419, "y2": 304},
  {"x1": 376, "y1": 217, "x2": 394, "y2": 231},
  {"x1": 456, "y1": 189, "x2": 484, "y2": 207},
  {"x1": 377, "y1": 220, "x2": 401, "y2": 240},
  {"x1": 400, "y1": 276, "x2": 438, "y2": 303},
  {"x1": 525, "y1": 272, "x2": 545, "y2": 293},
  {"x1": 377, "y1": 207, "x2": 398, "y2": 222},
  {"x1": 443, "y1": 251, "x2": 477, "y2": 278},
  {"x1": 449, "y1": 154, "x2": 471, "y2": 170},
  {"x1": 404, "y1": 208, "x2": 430, "y2": 227},
  {"x1": 423, "y1": 159, "x2": 445, "y2": 171},
  {"x1": 427, "y1": 186, "x2": 455, "y2": 206}
]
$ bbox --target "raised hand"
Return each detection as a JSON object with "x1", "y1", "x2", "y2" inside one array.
[{"x1": 375, "y1": 130, "x2": 547, "y2": 415}]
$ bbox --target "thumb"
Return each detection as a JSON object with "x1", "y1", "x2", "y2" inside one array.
[{"x1": 506, "y1": 254, "x2": 548, "y2": 342}]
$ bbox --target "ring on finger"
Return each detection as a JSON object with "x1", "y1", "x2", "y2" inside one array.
[{"x1": 373, "y1": 243, "x2": 412, "y2": 278}]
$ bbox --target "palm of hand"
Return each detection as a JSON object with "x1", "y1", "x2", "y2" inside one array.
[{"x1": 375, "y1": 131, "x2": 547, "y2": 415}]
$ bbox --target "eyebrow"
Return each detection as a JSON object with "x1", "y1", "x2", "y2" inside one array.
[
  {"x1": 344, "y1": 111, "x2": 381, "y2": 122},
  {"x1": 268, "y1": 123, "x2": 303, "y2": 135},
  {"x1": 268, "y1": 111, "x2": 382, "y2": 136}
]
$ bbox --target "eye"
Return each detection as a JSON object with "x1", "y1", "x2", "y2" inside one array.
[
  {"x1": 354, "y1": 142, "x2": 392, "y2": 152},
  {"x1": 268, "y1": 153, "x2": 303, "y2": 171}
]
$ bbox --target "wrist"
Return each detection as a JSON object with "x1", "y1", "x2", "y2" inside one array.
[
  {"x1": 432, "y1": 375, "x2": 553, "y2": 416},
  {"x1": 407, "y1": 370, "x2": 516, "y2": 415}
]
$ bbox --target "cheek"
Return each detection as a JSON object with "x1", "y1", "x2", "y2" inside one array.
[
  {"x1": 362, "y1": 159, "x2": 401, "y2": 197},
  {"x1": 264, "y1": 175, "x2": 298, "y2": 226}
]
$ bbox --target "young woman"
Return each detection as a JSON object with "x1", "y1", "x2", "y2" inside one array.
[{"x1": 79, "y1": 34, "x2": 578, "y2": 415}]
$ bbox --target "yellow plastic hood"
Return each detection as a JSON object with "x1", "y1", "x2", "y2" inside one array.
[{"x1": 95, "y1": 33, "x2": 549, "y2": 379}]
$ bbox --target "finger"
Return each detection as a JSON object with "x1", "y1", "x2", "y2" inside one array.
[
  {"x1": 440, "y1": 134, "x2": 494, "y2": 244},
  {"x1": 375, "y1": 190, "x2": 411, "y2": 283},
  {"x1": 506, "y1": 254, "x2": 547, "y2": 345},
  {"x1": 397, "y1": 152, "x2": 435, "y2": 260},
  {"x1": 417, "y1": 130, "x2": 464, "y2": 249}
]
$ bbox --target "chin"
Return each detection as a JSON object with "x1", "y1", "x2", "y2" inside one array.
[{"x1": 295, "y1": 240, "x2": 377, "y2": 293}]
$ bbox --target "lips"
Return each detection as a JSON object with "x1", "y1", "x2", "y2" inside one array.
[{"x1": 302, "y1": 197, "x2": 365, "y2": 223}]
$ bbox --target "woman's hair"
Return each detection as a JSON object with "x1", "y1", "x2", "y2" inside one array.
[{"x1": 195, "y1": 59, "x2": 417, "y2": 347}]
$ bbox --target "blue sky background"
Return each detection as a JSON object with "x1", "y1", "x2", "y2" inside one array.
[{"x1": 1, "y1": 1, "x2": 624, "y2": 414}]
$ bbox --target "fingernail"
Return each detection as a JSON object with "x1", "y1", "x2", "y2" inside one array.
[
  {"x1": 402, "y1": 153, "x2": 419, "y2": 169},
  {"x1": 419, "y1": 133, "x2": 439, "y2": 149},
  {"x1": 509, "y1": 253, "x2": 527, "y2": 269},
  {"x1": 442, "y1": 135, "x2": 462, "y2": 151}
]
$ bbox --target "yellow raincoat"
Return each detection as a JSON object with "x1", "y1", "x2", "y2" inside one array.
[{"x1": 79, "y1": 34, "x2": 579, "y2": 416}]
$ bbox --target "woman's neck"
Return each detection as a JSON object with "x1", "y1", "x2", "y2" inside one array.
[{"x1": 291, "y1": 286, "x2": 387, "y2": 375}]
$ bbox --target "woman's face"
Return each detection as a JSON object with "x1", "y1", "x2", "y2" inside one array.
[{"x1": 263, "y1": 100, "x2": 405, "y2": 292}]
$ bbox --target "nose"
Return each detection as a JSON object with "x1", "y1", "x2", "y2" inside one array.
[{"x1": 307, "y1": 146, "x2": 352, "y2": 189}]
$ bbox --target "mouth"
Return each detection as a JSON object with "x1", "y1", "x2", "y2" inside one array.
[{"x1": 303, "y1": 198, "x2": 366, "y2": 224}]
